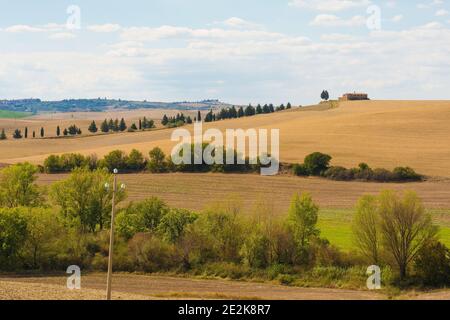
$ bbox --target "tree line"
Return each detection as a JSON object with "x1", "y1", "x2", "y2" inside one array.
[
  {"x1": 0, "y1": 163, "x2": 448, "y2": 287},
  {"x1": 0, "y1": 117, "x2": 156, "y2": 140},
  {"x1": 42, "y1": 145, "x2": 264, "y2": 174},
  {"x1": 292, "y1": 152, "x2": 422, "y2": 182}
]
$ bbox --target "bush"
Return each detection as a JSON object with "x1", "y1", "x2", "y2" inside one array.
[
  {"x1": 128, "y1": 233, "x2": 183, "y2": 273},
  {"x1": 292, "y1": 164, "x2": 309, "y2": 176},
  {"x1": 414, "y1": 241, "x2": 450, "y2": 287},
  {"x1": 323, "y1": 166, "x2": 354, "y2": 181},
  {"x1": 393, "y1": 167, "x2": 422, "y2": 182},
  {"x1": 371, "y1": 168, "x2": 396, "y2": 182},
  {"x1": 116, "y1": 197, "x2": 169, "y2": 240},
  {"x1": 240, "y1": 230, "x2": 270, "y2": 268},
  {"x1": 304, "y1": 152, "x2": 332, "y2": 176}
]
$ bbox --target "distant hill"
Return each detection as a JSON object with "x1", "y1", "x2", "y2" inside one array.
[{"x1": 0, "y1": 98, "x2": 235, "y2": 114}]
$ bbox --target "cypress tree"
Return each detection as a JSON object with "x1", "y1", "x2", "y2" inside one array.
[
  {"x1": 139, "y1": 119, "x2": 142, "y2": 130},
  {"x1": 40, "y1": 127, "x2": 44, "y2": 138},
  {"x1": 101, "y1": 119, "x2": 109, "y2": 133},
  {"x1": 119, "y1": 118, "x2": 127, "y2": 132},
  {"x1": 32, "y1": 131, "x2": 36, "y2": 138},
  {"x1": 162, "y1": 115, "x2": 169, "y2": 126},
  {"x1": 88, "y1": 121, "x2": 98, "y2": 133},
  {"x1": 13, "y1": 129, "x2": 22, "y2": 139},
  {"x1": 197, "y1": 111, "x2": 202, "y2": 122},
  {"x1": 24, "y1": 127, "x2": 28, "y2": 138},
  {"x1": 0, "y1": 129, "x2": 6, "y2": 140},
  {"x1": 57, "y1": 126, "x2": 61, "y2": 136}
]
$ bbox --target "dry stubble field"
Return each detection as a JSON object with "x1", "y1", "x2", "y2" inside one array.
[{"x1": 2, "y1": 100, "x2": 450, "y2": 178}]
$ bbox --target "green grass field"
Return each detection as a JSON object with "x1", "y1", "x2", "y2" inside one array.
[
  {"x1": 318, "y1": 208, "x2": 450, "y2": 251},
  {"x1": 0, "y1": 110, "x2": 31, "y2": 119}
]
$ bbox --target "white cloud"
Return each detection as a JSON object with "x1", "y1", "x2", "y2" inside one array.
[
  {"x1": 87, "y1": 24, "x2": 122, "y2": 33},
  {"x1": 436, "y1": 9, "x2": 449, "y2": 16},
  {"x1": 1, "y1": 20, "x2": 450, "y2": 103},
  {"x1": 49, "y1": 32, "x2": 76, "y2": 40},
  {"x1": 4, "y1": 25, "x2": 44, "y2": 33},
  {"x1": 289, "y1": 0, "x2": 371, "y2": 11},
  {"x1": 310, "y1": 14, "x2": 366, "y2": 27},
  {"x1": 222, "y1": 17, "x2": 262, "y2": 30},
  {"x1": 392, "y1": 15, "x2": 403, "y2": 22}
]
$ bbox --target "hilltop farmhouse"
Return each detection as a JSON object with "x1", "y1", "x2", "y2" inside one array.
[{"x1": 339, "y1": 93, "x2": 370, "y2": 101}]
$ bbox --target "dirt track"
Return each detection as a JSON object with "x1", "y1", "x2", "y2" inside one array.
[{"x1": 0, "y1": 273, "x2": 384, "y2": 300}]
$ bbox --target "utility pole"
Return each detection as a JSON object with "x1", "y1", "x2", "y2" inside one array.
[{"x1": 106, "y1": 168, "x2": 118, "y2": 300}]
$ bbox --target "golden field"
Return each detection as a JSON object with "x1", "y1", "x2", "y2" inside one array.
[{"x1": 1, "y1": 100, "x2": 450, "y2": 178}]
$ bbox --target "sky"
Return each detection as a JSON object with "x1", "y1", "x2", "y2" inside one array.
[{"x1": 0, "y1": 0, "x2": 449, "y2": 105}]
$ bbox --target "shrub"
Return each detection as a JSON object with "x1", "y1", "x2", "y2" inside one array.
[
  {"x1": 393, "y1": 167, "x2": 422, "y2": 182},
  {"x1": 292, "y1": 164, "x2": 309, "y2": 176},
  {"x1": 128, "y1": 233, "x2": 183, "y2": 273},
  {"x1": 116, "y1": 197, "x2": 169, "y2": 240},
  {"x1": 240, "y1": 230, "x2": 270, "y2": 268},
  {"x1": 303, "y1": 152, "x2": 332, "y2": 176},
  {"x1": 323, "y1": 166, "x2": 354, "y2": 181},
  {"x1": 371, "y1": 168, "x2": 396, "y2": 182},
  {"x1": 414, "y1": 240, "x2": 450, "y2": 287}
]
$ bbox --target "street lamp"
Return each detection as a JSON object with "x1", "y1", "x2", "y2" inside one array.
[{"x1": 105, "y1": 168, "x2": 125, "y2": 300}]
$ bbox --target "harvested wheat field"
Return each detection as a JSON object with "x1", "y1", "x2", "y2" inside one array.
[
  {"x1": 0, "y1": 108, "x2": 199, "y2": 139},
  {"x1": 3, "y1": 100, "x2": 450, "y2": 178},
  {"x1": 0, "y1": 273, "x2": 385, "y2": 300},
  {"x1": 37, "y1": 173, "x2": 450, "y2": 212}
]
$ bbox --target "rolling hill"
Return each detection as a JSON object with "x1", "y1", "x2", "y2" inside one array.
[{"x1": 1, "y1": 100, "x2": 450, "y2": 177}]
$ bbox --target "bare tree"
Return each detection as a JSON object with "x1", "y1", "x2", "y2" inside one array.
[
  {"x1": 378, "y1": 191, "x2": 437, "y2": 280},
  {"x1": 352, "y1": 195, "x2": 380, "y2": 264}
]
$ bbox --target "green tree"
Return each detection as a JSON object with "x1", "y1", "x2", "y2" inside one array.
[
  {"x1": 352, "y1": 195, "x2": 380, "y2": 264},
  {"x1": 126, "y1": 149, "x2": 146, "y2": 171},
  {"x1": 116, "y1": 197, "x2": 169, "y2": 240},
  {"x1": 158, "y1": 208, "x2": 198, "y2": 243},
  {"x1": 56, "y1": 126, "x2": 61, "y2": 137},
  {"x1": 197, "y1": 111, "x2": 202, "y2": 122},
  {"x1": 304, "y1": 152, "x2": 332, "y2": 176},
  {"x1": 139, "y1": 119, "x2": 142, "y2": 130},
  {"x1": 161, "y1": 115, "x2": 169, "y2": 126},
  {"x1": 13, "y1": 129, "x2": 22, "y2": 139},
  {"x1": 0, "y1": 163, "x2": 42, "y2": 208},
  {"x1": 0, "y1": 208, "x2": 28, "y2": 269},
  {"x1": 50, "y1": 168, "x2": 126, "y2": 232},
  {"x1": 414, "y1": 240, "x2": 450, "y2": 286},
  {"x1": 286, "y1": 102, "x2": 292, "y2": 109},
  {"x1": 378, "y1": 191, "x2": 437, "y2": 280},
  {"x1": 101, "y1": 150, "x2": 128, "y2": 172},
  {"x1": 148, "y1": 147, "x2": 167, "y2": 173},
  {"x1": 0, "y1": 129, "x2": 6, "y2": 140},
  {"x1": 40, "y1": 127, "x2": 45, "y2": 138},
  {"x1": 101, "y1": 119, "x2": 109, "y2": 133},
  {"x1": 88, "y1": 121, "x2": 98, "y2": 133},
  {"x1": 287, "y1": 193, "x2": 319, "y2": 249},
  {"x1": 321, "y1": 90, "x2": 330, "y2": 101},
  {"x1": 119, "y1": 118, "x2": 127, "y2": 132},
  {"x1": 21, "y1": 207, "x2": 63, "y2": 269}
]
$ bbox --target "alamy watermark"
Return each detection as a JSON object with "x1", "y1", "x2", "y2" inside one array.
[
  {"x1": 171, "y1": 122, "x2": 280, "y2": 176},
  {"x1": 366, "y1": 265, "x2": 381, "y2": 290},
  {"x1": 66, "y1": 265, "x2": 81, "y2": 290}
]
